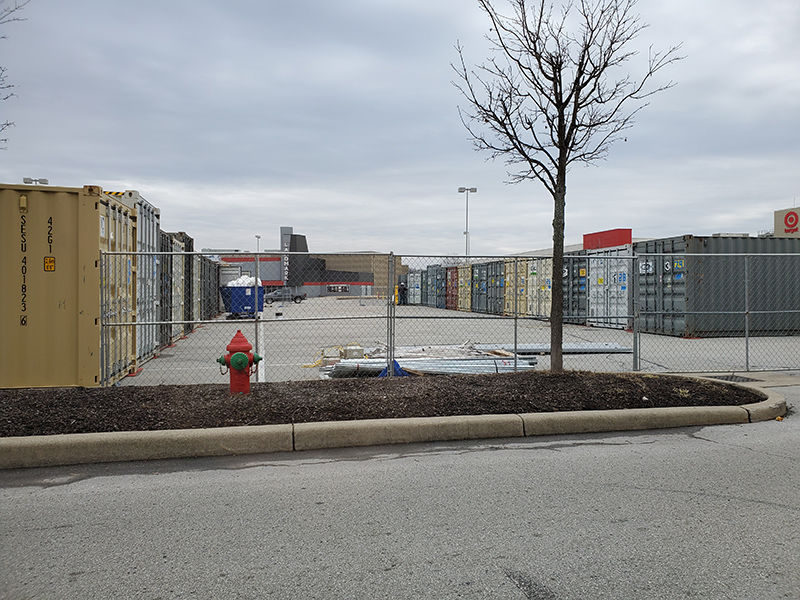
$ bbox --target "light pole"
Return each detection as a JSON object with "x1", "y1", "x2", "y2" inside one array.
[
  {"x1": 254, "y1": 234, "x2": 261, "y2": 382},
  {"x1": 23, "y1": 178, "x2": 49, "y2": 185},
  {"x1": 458, "y1": 187, "x2": 477, "y2": 257},
  {"x1": 254, "y1": 234, "x2": 261, "y2": 290}
]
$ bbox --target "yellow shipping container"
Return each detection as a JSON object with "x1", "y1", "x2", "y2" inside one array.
[
  {"x1": 528, "y1": 257, "x2": 553, "y2": 318},
  {"x1": 503, "y1": 258, "x2": 528, "y2": 316},
  {"x1": 457, "y1": 265, "x2": 472, "y2": 311},
  {"x1": 100, "y1": 191, "x2": 137, "y2": 383},
  {"x1": 0, "y1": 184, "x2": 137, "y2": 388}
]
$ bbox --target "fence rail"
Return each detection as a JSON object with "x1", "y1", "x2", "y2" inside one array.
[{"x1": 99, "y1": 251, "x2": 800, "y2": 386}]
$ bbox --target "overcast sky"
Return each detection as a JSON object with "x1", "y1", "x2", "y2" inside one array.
[{"x1": 2, "y1": 0, "x2": 799, "y2": 255}]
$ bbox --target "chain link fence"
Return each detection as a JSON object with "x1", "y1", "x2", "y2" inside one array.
[{"x1": 99, "y1": 251, "x2": 800, "y2": 387}]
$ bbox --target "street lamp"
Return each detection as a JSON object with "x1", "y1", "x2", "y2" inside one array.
[
  {"x1": 23, "y1": 178, "x2": 49, "y2": 185},
  {"x1": 254, "y1": 234, "x2": 261, "y2": 284},
  {"x1": 254, "y1": 234, "x2": 262, "y2": 381},
  {"x1": 458, "y1": 187, "x2": 477, "y2": 257}
]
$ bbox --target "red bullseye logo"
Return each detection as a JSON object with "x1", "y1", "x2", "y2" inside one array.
[{"x1": 785, "y1": 211, "x2": 799, "y2": 234}]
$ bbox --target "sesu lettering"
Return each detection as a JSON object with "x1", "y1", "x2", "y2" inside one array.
[{"x1": 20, "y1": 214, "x2": 26, "y2": 252}]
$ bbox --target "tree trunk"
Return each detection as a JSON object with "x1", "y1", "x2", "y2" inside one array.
[{"x1": 550, "y1": 175, "x2": 567, "y2": 373}]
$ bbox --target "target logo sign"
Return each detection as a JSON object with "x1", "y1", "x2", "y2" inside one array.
[
  {"x1": 776, "y1": 208, "x2": 800, "y2": 237},
  {"x1": 785, "y1": 211, "x2": 799, "y2": 234}
]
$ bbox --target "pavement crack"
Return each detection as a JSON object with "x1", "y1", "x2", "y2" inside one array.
[
  {"x1": 685, "y1": 431, "x2": 796, "y2": 462},
  {"x1": 599, "y1": 483, "x2": 800, "y2": 513}
]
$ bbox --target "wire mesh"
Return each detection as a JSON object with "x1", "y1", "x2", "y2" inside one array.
[{"x1": 99, "y1": 250, "x2": 800, "y2": 387}]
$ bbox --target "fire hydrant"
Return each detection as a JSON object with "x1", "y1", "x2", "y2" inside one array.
[{"x1": 217, "y1": 330, "x2": 262, "y2": 394}]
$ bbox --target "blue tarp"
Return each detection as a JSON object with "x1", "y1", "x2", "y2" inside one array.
[{"x1": 378, "y1": 360, "x2": 410, "y2": 377}]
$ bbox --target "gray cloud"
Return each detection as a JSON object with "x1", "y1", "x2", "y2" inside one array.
[{"x1": 2, "y1": 0, "x2": 798, "y2": 254}]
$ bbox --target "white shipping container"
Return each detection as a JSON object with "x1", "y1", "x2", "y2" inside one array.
[
  {"x1": 586, "y1": 245, "x2": 633, "y2": 329},
  {"x1": 408, "y1": 271, "x2": 422, "y2": 305}
]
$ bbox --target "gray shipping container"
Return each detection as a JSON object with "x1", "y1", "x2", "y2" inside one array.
[
  {"x1": 131, "y1": 192, "x2": 160, "y2": 365},
  {"x1": 487, "y1": 260, "x2": 504, "y2": 315},
  {"x1": 634, "y1": 234, "x2": 800, "y2": 337},
  {"x1": 424, "y1": 265, "x2": 438, "y2": 307},
  {"x1": 471, "y1": 263, "x2": 488, "y2": 314},
  {"x1": 563, "y1": 254, "x2": 588, "y2": 324},
  {"x1": 424, "y1": 264, "x2": 446, "y2": 308}
]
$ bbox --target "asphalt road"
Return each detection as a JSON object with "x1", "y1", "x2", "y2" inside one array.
[{"x1": 2, "y1": 387, "x2": 798, "y2": 600}]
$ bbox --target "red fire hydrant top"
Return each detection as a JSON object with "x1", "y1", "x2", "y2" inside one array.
[{"x1": 226, "y1": 330, "x2": 253, "y2": 353}]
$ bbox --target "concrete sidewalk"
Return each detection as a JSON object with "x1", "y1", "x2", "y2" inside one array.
[{"x1": 0, "y1": 373, "x2": 792, "y2": 470}]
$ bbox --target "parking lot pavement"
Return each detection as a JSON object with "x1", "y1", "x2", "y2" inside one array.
[{"x1": 119, "y1": 297, "x2": 800, "y2": 386}]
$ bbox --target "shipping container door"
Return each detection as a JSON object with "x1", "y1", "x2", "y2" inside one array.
[
  {"x1": 409, "y1": 271, "x2": 422, "y2": 305},
  {"x1": 528, "y1": 257, "x2": 552, "y2": 318},
  {"x1": 472, "y1": 263, "x2": 488, "y2": 313},
  {"x1": 563, "y1": 255, "x2": 587, "y2": 324},
  {"x1": 586, "y1": 247, "x2": 632, "y2": 329},
  {"x1": 457, "y1": 265, "x2": 472, "y2": 311},
  {"x1": 170, "y1": 237, "x2": 185, "y2": 342},
  {"x1": 446, "y1": 267, "x2": 458, "y2": 310}
]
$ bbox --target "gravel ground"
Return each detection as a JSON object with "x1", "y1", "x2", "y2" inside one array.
[{"x1": 0, "y1": 371, "x2": 763, "y2": 437}]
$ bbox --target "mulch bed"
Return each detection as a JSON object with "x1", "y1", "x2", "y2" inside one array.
[{"x1": 0, "y1": 371, "x2": 763, "y2": 437}]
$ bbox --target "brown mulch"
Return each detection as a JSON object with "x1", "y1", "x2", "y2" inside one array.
[{"x1": 0, "y1": 371, "x2": 763, "y2": 438}]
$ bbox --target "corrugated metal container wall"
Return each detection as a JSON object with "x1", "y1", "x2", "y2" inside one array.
[
  {"x1": 472, "y1": 262, "x2": 488, "y2": 313},
  {"x1": 419, "y1": 270, "x2": 428, "y2": 306},
  {"x1": 563, "y1": 254, "x2": 588, "y2": 324},
  {"x1": 170, "y1": 232, "x2": 195, "y2": 331},
  {"x1": 192, "y1": 254, "x2": 201, "y2": 330},
  {"x1": 528, "y1": 257, "x2": 553, "y2": 318},
  {"x1": 169, "y1": 236, "x2": 185, "y2": 342},
  {"x1": 487, "y1": 260, "x2": 505, "y2": 315},
  {"x1": 159, "y1": 232, "x2": 174, "y2": 346},
  {"x1": 445, "y1": 267, "x2": 458, "y2": 310},
  {"x1": 585, "y1": 245, "x2": 633, "y2": 329},
  {"x1": 220, "y1": 264, "x2": 242, "y2": 286},
  {"x1": 635, "y1": 235, "x2": 800, "y2": 336},
  {"x1": 503, "y1": 258, "x2": 527, "y2": 316},
  {"x1": 99, "y1": 191, "x2": 138, "y2": 385},
  {"x1": 130, "y1": 192, "x2": 160, "y2": 365},
  {"x1": 424, "y1": 265, "x2": 438, "y2": 307},
  {"x1": 457, "y1": 265, "x2": 472, "y2": 311},
  {"x1": 408, "y1": 271, "x2": 422, "y2": 305},
  {"x1": 737, "y1": 237, "x2": 800, "y2": 334},
  {"x1": 435, "y1": 265, "x2": 447, "y2": 309},
  {"x1": 200, "y1": 256, "x2": 221, "y2": 319},
  {"x1": 635, "y1": 236, "x2": 689, "y2": 335},
  {"x1": 1, "y1": 185, "x2": 109, "y2": 387}
]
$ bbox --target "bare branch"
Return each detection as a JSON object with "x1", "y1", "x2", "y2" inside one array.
[
  {"x1": 452, "y1": 0, "x2": 681, "y2": 371},
  {"x1": 0, "y1": 0, "x2": 29, "y2": 148}
]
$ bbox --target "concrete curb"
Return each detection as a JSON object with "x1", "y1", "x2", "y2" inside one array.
[
  {"x1": 0, "y1": 424, "x2": 293, "y2": 469},
  {"x1": 294, "y1": 413, "x2": 525, "y2": 451},
  {"x1": 0, "y1": 388, "x2": 787, "y2": 470}
]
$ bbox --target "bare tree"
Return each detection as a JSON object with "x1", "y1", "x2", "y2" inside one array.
[
  {"x1": 1, "y1": 0, "x2": 29, "y2": 148},
  {"x1": 453, "y1": 0, "x2": 681, "y2": 372}
]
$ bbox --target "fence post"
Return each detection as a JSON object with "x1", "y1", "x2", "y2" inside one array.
[
  {"x1": 99, "y1": 251, "x2": 107, "y2": 386},
  {"x1": 386, "y1": 252, "x2": 396, "y2": 377},
  {"x1": 744, "y1": 255, "x2": 750, "y2": 372},
  {"x1": 632, "y1": 256, "x2": 640, "y2": 371},
  {"x1": 254, "y1": 251, "x2": 260, "y2": 382},
  {"x1": 513, "y1": 258, "x2": 519, "y2": 371}
]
